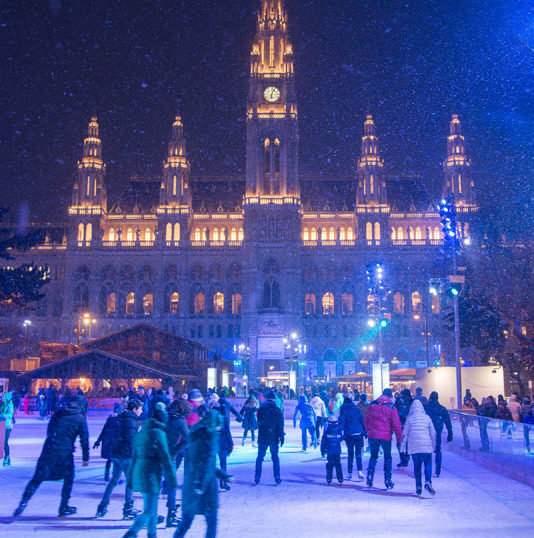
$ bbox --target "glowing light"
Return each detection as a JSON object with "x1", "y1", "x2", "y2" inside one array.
[{"x1": 367, "y1": 319, "x2": 376, "y2": 328}]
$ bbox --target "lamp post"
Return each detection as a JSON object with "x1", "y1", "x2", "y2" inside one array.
[
  {"x1": 284, "y1": 332, "x2": 306, "y2": 390},
  {"x1": 23, "y1": 319, "x2": 32, "y2": 353},
  {"x1": 76, "y1": 312, "x2": 96, "y2": 344}
]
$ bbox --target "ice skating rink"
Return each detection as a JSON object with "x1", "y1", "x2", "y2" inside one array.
[{"x1": 1, "y1": 415, "x2": 533, "y2": 537}]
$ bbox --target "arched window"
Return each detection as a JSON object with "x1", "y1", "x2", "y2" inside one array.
[
  {"x1": 411, "y1": 291, "x2": 422, "y2": 315},
  {"x1": 143, "y1": 293, "x2": 153, "y2": 316},
  {"x1": 126, "y1": 228, "x2": 133, "y2": 242},
  {"x1": 321, "y1": 228, "x2": 328, "y2": 241},
  {"x1": 415, "y1": 227, "x2": 422, "y2": 240},
  {"x1": 174, "y1": 222, "x2": 180, "y2": 241},
  {"x1": 391, "y1": 227, "x2": 396, "y2": 240},
  {"x1": 231, "y1": 228, "x2": 237, "y2": 241},
  {"x1": 366, "y1": 222, "x2": 372, "y2": 240},
  {"x1": 347, "y1": 227, "x2": 354, "y2": 240},
  {"x1": 109, "y1": 228, "x2": 115, "y2": 242},
  {"x1": 311, "y1": 228, "x2": 317, "y2": 241},
  {"x1": 426, "y1": 227, "x2": 432, "y2": 240},
  {"x1": 434, "y1": 226, "x2": 440, "y2": 240},
  {"x1": 304, "y1": 293, "x2": 316, "y2": 315},
  {"x1": 195, "y1": 228, "x2": 201, "y2": 241},
  {"x1": 145, "y1": 228, "x2": 151, "y2": 242},
  {"x1": 212, "y1": 228, "x2": 219, "y2": 241},
  {"x1": 273, "y1": 138, "x2": 280, "y2": 179},
  {"x1": 263, "y1": 277, "x2": 280, "y2": 309},
  {"x1": 374, "y1": 222, "x2": 380, "y2": 240},
  {"x1": 408, "y1": 226, "x2": 414, "y2": 240},
  {"x1": 322, "y1": 292, "x2": 334, "y2": 315},
  {"x1": 170, "y1": 291, "x2": 179, "y2": 314},
  {"x1": 370, "y1": 174, "x2": 374, "y2": 194},
  {"x1": 269, "y1": 34, "x2": 275, "y2": 67},
  {"x1": 231, "y1": 293, "x2": 242, "y2": 315},
  {"x1": 464, "y1": 222, "x2": 470, "y2": 238},
  {"x1": 238, "y1": 228, "x2": 244, "y2": 240},
  {"x1": 73, "y1": 283, "x2": 89, "y2": 313},
  {"x1": 213, "y1": 291, "x2": 224, "y2": 314},
  {"x1": 393, "y1": 292, "x2": 405, "y2": 314},
  {"x1": 194, "y1": 292, "x2": 205, "y2": 314},
  {"x1": 172, "y1": 175, "x2": 177, "y2": 196},
  {"x1": 329, "y1": 227, "x2": 335, "y2": 240},
  {"x1": 397, "y1": 227, "x2": 404, "y2": 240},
  {"x1": 431, "y1": 294, "x2": 440, "y2": 314},
  {"x1": 341, "y1": 292, "x2": 353, "y2": 315},
  {"x1": 264, "y1": 138, "x2": 271, "y2": 177},
  {"x1": 85, "y1": 223, "x2": 92, "y2": 243},
  {"x1": 78, "y1": 223, "x2": 84, "y2": 242},
  {"x1": 339, "y1": 228, "x2": 345, "y2": 240},
  {"x1": 166, "y1": 223, "x2": 172, "y2": 241},
  {"x1": 126, "y1": 292, "x2": 135, "y2": 315},
  {"x1": 107, "y1": 292, "x2": 116, "y2": 314},
  {"x1": 303, "y1": 228, "x2": 309, "y2": 241},
  {"x1": 220, "y1": 228, "x2": 226, "y2": 241}
]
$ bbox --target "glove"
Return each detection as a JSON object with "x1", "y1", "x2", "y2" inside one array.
[
  {"x1": 92, "y1": 442, "x2": 100, "y2": 449},
  {"x1": 447, "y1": 432, "x2": 453, "y2": 443},
  {"x1": 236, "y1": 415, "x2": 243, "y2": 423}
]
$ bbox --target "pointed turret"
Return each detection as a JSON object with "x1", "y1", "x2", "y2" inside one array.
[
  {"x1": 159, "y1": 115, "x2": 190, "y2": 207},
  {"x1": 356, "y1": 115, "x2": 386, "y2": 205},
  {"x1": 443, "y1": 114, "x2": 475, "y2": 205}
]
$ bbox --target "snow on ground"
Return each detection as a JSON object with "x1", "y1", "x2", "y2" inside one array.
[{"x1": 1, "y1": 414, "x2": 534, "y2": 537}]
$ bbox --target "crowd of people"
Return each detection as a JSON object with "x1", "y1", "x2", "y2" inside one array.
[{"x1": 2, "y1": 383, "x2": 534, "y2": 537}]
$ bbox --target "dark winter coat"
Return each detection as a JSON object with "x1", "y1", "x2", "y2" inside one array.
[
  {"x1": 182, "y1": 410, "x2": 223, "y2": 516},
  {"x1": 523, "y1": 411, "x2": 534, "y2": 426},
  {"x1": 167, "y1": 410, "x2": 189, "y2": 458},
  {"x1": 95, "y1": 414, "x2": 120, "y2": 460},
  {"x1": 240, "y1": 404, "x2": 258, "y2": 430},
  {"x1": 320, "y1": 422, "x2": 343, "y2": 456},
  {"x1": 496, "y1": 405, "x2": 513, "y2": 421},
  {"x1": 212, "y1": 405, "x2": 233, "y2": 454},
  {"x1": 37, "y1": 390, "x2": 47, "y2": 411},
  {"x1": 33, "y1": 398, "x2": 89, "y2": 481},
  {"x1": 128, "y1": 417, "x2": 176, "y2": 496},
  {"x1": 425, "y1": 399, "x2": 453, "y2": 437},
  {"x1": 395, "y1": 394, "x2": 413, "y2": 426},
  {"x1": 338, "y1": 400, "x2": 366, "y2": 437},
  {"x1": 257, "y1": 399, "x2": 284, "y2": 446},
  {"x1": 112, "y1": 409, "x2": 140, "y2": 459},
  {"x1": 218, "y1": 396, "x2": 243, "y2": 422},
  {"x1": 479, "y1": 401, "x2": 497, "y2": 419},
  {"x1": 293, "y1": 396, "x2": 316, "y2": 429}
]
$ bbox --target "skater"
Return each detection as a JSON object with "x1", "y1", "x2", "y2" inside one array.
[
  {"x1": 293, "y1": 395, "x2": 317, "y2": 451},
  {"x1": 13, "y1": 395, "x2": 89, "y2": 517},
  {"x1": 523, "y1": 403, "x2": 534, "y2": 453},
  {"x1": 395, "y1": 388, "x2": 413, "y2": 468},
  {"x1": 46, "y1": 385, "x2": 58, "y2": 417},
  {"x1": 96, "y1": 399, "x2": 143, "y2": 519},
  {"x1": 321, "y1": 415, "x2": 344, "y2": 484},
  {"x1": 210, "y1": 396, "x2": 234, "y2": 491},
  {"x1": 240, "y1": 396, "x2": 258, "y2": 446},
  {"x1": 93, "y1": 402, "x2": 122, "y2": 481},
  {"x1": 165, "y1": 398, "x2": 191, "y2": 526},
  {"x1": 173, "y1": 406, "x2": 230, "y2": 538},
  {"x1": 400, "y1": 399, "x2": 437, "y2": 495},
  {"x1": 364, "y1": 388, "x2": 403, "y2": 489},
  {"x1": 338, "y1": 393, "x2": 366, "y2": 480},
  {"x1": 123, "y1": 403, "x2": 176, "y2": 538},
  {"x1": 425, "y1": 391, "x2": 453, "y2": 477},
  {"x1": 187, "y1": 389, "x2": 207, "y2": 426},
  {"x1": 0, "y1": 391, "x2": 15, "y2": 466},
  {"x1": 254, "y1": 390, "x2": 284, "y2": 485},
  {"x1": 311, "y1": 392, "x2": 327, "y2": 442},
  {"x1": 37, "y1": 388, "x2": 47, "y2": 420}
]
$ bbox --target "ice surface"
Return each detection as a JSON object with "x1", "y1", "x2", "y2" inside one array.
[{"x1": 1, "y1": 415, "x2": 533, "y2": 537}]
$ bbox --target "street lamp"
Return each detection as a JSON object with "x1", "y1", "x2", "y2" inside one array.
[
  {"x1": 76, "y1": 312, "x2": 96, "y2": 344},
  {"x1": 23, "y1": 319, "x2": 32, "y2": 353}
]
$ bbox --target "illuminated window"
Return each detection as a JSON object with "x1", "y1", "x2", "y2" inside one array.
[
  {"x1": 341, "y1": 292, "x2": 354, "y2": 315},
  {"x1": 126, "y1": 228, "x2": 133, "y2": 242},
  {"x1": 339, "y1": 228, "x2": 345, "y2": 240},
  {"x1": 231, "y1": 293, "x2": 242, "y2": 315},
  {"x1": 322, "y1": 292, "x2": 334, "y2": 315},
  {"x1": 434, "y1": 226, "x2": 440, "y2": 240},
  {"x1": 109, "y1": 228, "x2": 115, "y2": 242},
  {"x1": 415, "y1": 227, "x2": 422, "y2": 240},
  {"x1": 391, "y1": 228, "x2": 396, "y2": 240},
  {"x1": 85, "y1": 223, "x2": 92, "y2": 243},
  {"x1": 305, "y1": 293, "x2": 316, "y2": 315},
  {"x1": 303, "y1": 228, "x2": 309, "y2": 241},
  {"x1": 366, "y1": 222, "x2": 372, "y2": 240},
  {"x1": 322, "y1": 228, "x2": 328, "y2": 241},
  {"x1": 347, "y1": 227, "x2": 354, "y2": 240},
  {"x1": 431, "y1": 294, "x2": 440, "y2": 314},
  {"x1": 521, "y1": 325, "x2": 527, "y2": 337},
  {"x1": 370, "y1": 174, "x2": 374, "y2": 194},
  {"x1": 144, "y1": 228, "x2": 151, "y2": 242},
  {"x1": 166, "y1": 223, "x2": 172, "y2": 241},
  {"x1": 220, "y1": 228, "x2": 226, "y2": 241},
  {"x1": 78, "y1": 223, "x2": 84, "y2": 242},
  {"x1": 94, "y1": 176, "x2": 97, "y2": 197},
  {"x1": 426, "y1": 227, "x2": 432, "y2": 240},
  {"x1": 173, "y1": 175, "x2": 177, "y2": 196},
  {"x1": 212, "y1": 228, "x2": 219, "y2": 241},
  {"x1": 269, "y1": 34, "x2": 275, "y2": 67},
  {"x1": 393, "y1": 292, "x2": 405, "y2": 313},
  {"x1": 126, "y1": 292, "x2": 135, "y2": 315},
  {"x1": 231, "y1": 228, "x2": 237, "y2": 241},
  {"x1": 458, "y1": 173, "x2": 462, "y2": 194},
  {"x1": 106, "y1": 292, "x2": 116, "y2": 314},
  {"x1": 273, "y1": 139, "x2": 280, "y2": 177},
  {"x1": 397, "y1": 227, "x2": 404, "y2": 240},
  {"x1": 367, "y1": 293, "x2": 376, "y2": 314},
  {"x1": 143, "y1": 293, "x2": 153, "y2": 316},
  {"x1": 86, "y1": 175, "x2": 91, "y2": 196},
  {"x1": 170, "y1": 292, "x2": 179, "y2": 314},
  {"x1": 174, "y1": 222, "x2": 180, "y2": 241},
  {"x1": 213, "y1": 292, "x2": 224, "y2": 314},
  {"x1": 238, "y1": 228, "x2": 244, "y2": 240},
  {"x1": 408, "y1": 226, "x2": 414, "y2": 240},
  {"x1": 311, "y1": 228, "x2": 317, "y2": 241},
  {"x1": 329, "y1": 227, "x2": 335, "y2": 240},
  {"x1": 195, "y1": 228, "x2": 201, "y2": 241},
  {"x1": 374, "y1": 222, "x2": 380, "y2": 240},
  {"x1": 194, "y1": 292, "x2": 205, "y2": 314},
  {"x1": 411, "y1": 291, "x2": 422, "y2": 314},
  {"x1": 463, "y1": 222, "x2": 469, "y2": 238}
]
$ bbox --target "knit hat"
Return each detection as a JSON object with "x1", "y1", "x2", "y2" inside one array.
[
  {"x1": 113, "y1": 403, "x2": 121, "y2": 413},
  {"x1": 382, "y1": 388, "x2": 393, "y2": 398},
  {"x1": 188, "y1": 389, "x2": 203, "y2": 402},
  {"x1": 328, "y1": 415, "x2": 338, "y2": 423},
  {"x1": 345, "y1": 392, "x2": 354, "y2": 401},
  {"x1": 153, "y1": 402, "x2": 168, "y2": 424}
]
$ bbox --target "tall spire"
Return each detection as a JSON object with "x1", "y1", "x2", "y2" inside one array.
[
  {"x1": 443, "y1": 114, "x2": 475, "y2": 205},
  {"x1": 356, "y1": 115, "x2": 386, "y2": 205}
]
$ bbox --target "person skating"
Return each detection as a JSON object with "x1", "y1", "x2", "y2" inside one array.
[
  {"x1": 321, "y1": 415, "x2": 344, "y2": 484},
  {"x1": 364, "y1": 388, "x2": 403, "y2": 489},
  {"x1": 400, "y1": 399, "x2": 437, "y2": 495},
  {"x1": 311, "y1": 392, "x2": 327, "y2": 443},
  {"x1": 254, "y1": 390, "x2": 284, "y2": 485},
  {"x1": 240, "y1": 396, "x2": 258, "y2": 446},
  {"x1": 13, "y1": 394, "x2": 89, "y2": 517},
  {"x1": 93, "y1": 402, "x2": 121, "y2": 481},
  {"x1": 0, "y1": 391, "x2": 15, "y2": 466},
  {"x1": 37, "y1": 388, "x2": 47, "y2": 420},
  {"x1": 122, "y1": 403, "x2": 176, "y2": 538},
  {"x1": 209, "y1": 395, "x2": 234, "y2": 491},
  {"x1": 338, "y1": 393, "x2": 366, "y2": 480},
  {"x1": 425, "y1": 391, "x2": 453, "y2": 477},
  {"x1": 96, "y1": 399, "x2": 143, "y2": 519},
  {"x1": 395, "y1": 388, "x2": 413, "y2": 467},
  {"x1": 173, "y1": 406, "x2": 230, "y2": 538},
  {"x1": 293, "y1": 394, "x2": 317, "y2": 451}
]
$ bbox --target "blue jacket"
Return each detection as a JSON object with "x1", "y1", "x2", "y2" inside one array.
[
  {"x1": 321, "y1": 423, "x2": 343, "y2": 456},
  {"x1": 293, "y1": 396, "x2": 316, "y2": 429},
  {"x1": 338, "y1": 400, "x2": 366, "y2": 437}
]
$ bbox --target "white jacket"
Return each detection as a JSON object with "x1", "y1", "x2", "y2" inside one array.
[
  {"x1": 310, "y1": 396, "x2": 327, "y2": 419},
  {"x1": 399, "y1": 400, "x2": 436, "y2": 455}
]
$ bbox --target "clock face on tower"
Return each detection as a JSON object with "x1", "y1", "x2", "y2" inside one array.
[{"x1": 264, "y1": 86, "x2": 280, "y2": 102}]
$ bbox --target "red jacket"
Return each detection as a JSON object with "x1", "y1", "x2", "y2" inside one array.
[{"x1": 364, "y1": 395, "x2": 403, "y2": 443}]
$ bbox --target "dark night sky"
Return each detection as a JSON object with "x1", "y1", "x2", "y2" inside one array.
[{"x1": 1, "y1": 0, "x2": 533, "y2": 237}]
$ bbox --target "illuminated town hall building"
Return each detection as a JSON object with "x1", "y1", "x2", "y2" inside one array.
[{"x1": 3, "y1": 0, "x2": 478, "y2": 383}]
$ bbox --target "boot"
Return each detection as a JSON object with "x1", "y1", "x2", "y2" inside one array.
[
  {"x1": 166, "y1": 508, "x2": 180, "y2": 527},
  {"x1": 242, "y1": 438, "x2": 245, "y2": 446},
  {"x1": 3, "y1": 455, "x2": 11, "y2": 467},
  {"x1": 220, "y1": 479, "x2": 231, "y2": 491},
  {"x1": 357, "y1": 471, "x2": 365, "y2": 481},
  {"x1": 121, "y1": 531, "x2": 137, "y2": 538},
  {"x1": 123, "y1": 501, "x2": 141, "y2": 520},
  {"x1": 13, "y1": 501, "x2": 28, "y2": 518},
  {"x1": 58, "y1": 504, "x2": 77, "y2": 517},
  {"x1": 385, "y1": 479, "x2": 395, "y2": 490},
  {"x1": 95, "y1": 503, "x2": 108, "y2": 518},
  {"x1": 424, "y1": 482, "x2": 436, "y2": 495},
  {"x1": 366, "y1": 470, "x2": 374, "y2": 487}
]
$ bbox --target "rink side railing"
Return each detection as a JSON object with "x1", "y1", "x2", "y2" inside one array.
[{"x1": 446, "y1": 411, "x2": 534, "y2": 488}]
